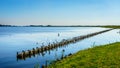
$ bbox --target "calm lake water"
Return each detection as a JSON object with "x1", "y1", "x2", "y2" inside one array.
[{"x1": 0, "y1": 27, "x2": 120, "y2": 68}]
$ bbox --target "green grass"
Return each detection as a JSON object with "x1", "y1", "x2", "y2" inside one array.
[
  {"x1": 48, "y1": 42, "x2": 120, "y2": 68},
  {"x1": 102, "y1": 25, "x2": 120, "y2": 29}
]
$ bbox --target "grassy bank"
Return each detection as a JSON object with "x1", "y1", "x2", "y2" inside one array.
[{"x1": 48, "y1": 42, "x2": 120, "y2": 68}]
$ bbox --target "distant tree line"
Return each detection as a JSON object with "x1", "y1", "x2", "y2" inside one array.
[
  {"x1": 0, "y1": 24, "x2": 120, "y2": 28},
  {"x1": 0, "y1": 24, "x2": 15, "y2": 27}
]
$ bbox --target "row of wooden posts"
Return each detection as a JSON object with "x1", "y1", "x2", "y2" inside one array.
[{"x1": 17, "y1": 29, "x2": 113, "y2": 60}]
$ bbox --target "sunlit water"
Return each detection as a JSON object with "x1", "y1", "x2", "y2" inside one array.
[{"x1": 0, "y1": 27, "x2": 120, "y2": 68}]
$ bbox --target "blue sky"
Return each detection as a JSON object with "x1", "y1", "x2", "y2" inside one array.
[{"x1": 0, "y1": 0, "x2": 120, "y2": 25}]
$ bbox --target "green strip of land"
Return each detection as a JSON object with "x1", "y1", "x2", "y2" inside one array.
[
  {"x1": 102, "y1": 26, "x2": 120, "y2": 29},
  {"x1": 48, "y1": 42, "x2": 120, "y2": 68}
]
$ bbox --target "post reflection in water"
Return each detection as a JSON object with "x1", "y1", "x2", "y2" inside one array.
[{"x1": 17, "y1": 42, "x2": 69, "y2": 61}]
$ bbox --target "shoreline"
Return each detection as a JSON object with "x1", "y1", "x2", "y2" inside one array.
[
  {"x1": 48, "y1": 42, "x2": 120, "y2": 68},
  {"x1": 0, "y1": 25, "x2": 120, "y2": 29}
]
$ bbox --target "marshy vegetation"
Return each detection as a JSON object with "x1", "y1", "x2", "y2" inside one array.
[{"x1": 48, "y1": 42, "x2": 120, "y2": 68}]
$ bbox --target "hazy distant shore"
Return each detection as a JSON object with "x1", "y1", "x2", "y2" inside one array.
[{"x1": 0, "y1": 24, "x2": 120, "y2": 28}]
